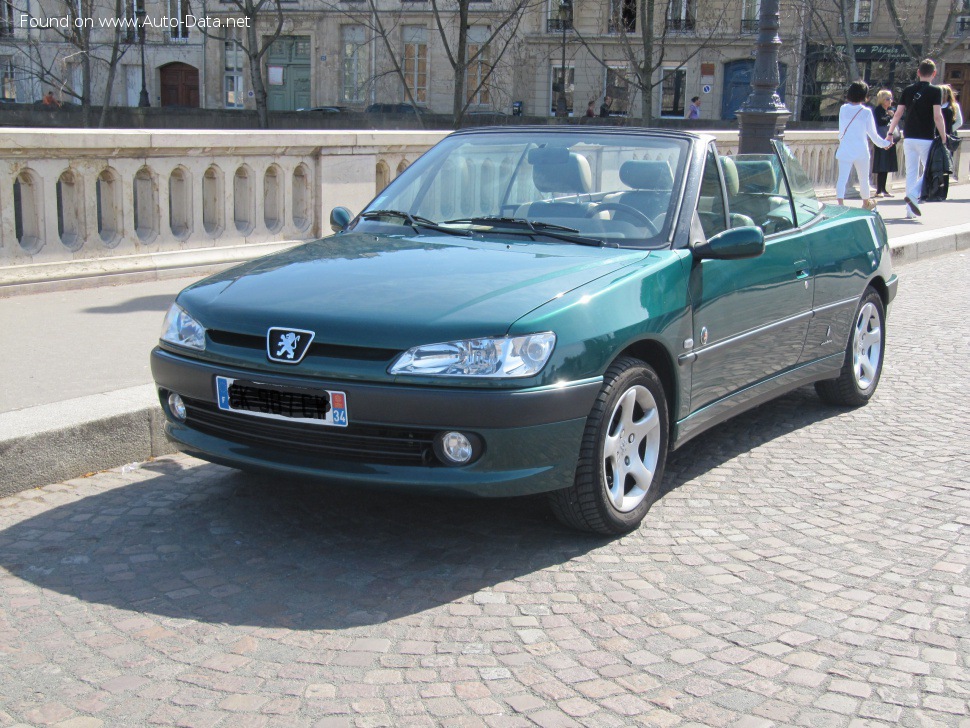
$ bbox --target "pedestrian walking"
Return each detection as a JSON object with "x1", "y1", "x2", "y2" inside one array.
[
  {"x1": 951, "y1": 90, "x2": 964, "y2": 180},
  {"x1": 836, "y1": 81, "x2": 893, "y2": 209},
  {"x1": 687, "y1": 96, "x2": 701, "y2": 120},
  {"x1": 585, "y1": 99, "x2": 596, "y2": 118},
  {"x1": 871, "y1": 89, "x2": 899, "y2": 197},
  {"x1": 886, "y1": 59, "x2": 948, "y2": 218},
  {"x1": 42, "y1": 90, "x2": 60, "y2": 108},
  {"x1": 600, "y1": 96, "x2": 613, "y2": 118}
]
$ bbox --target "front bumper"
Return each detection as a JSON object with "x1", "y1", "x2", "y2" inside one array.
[{"x1": 151, "y1": 347, "x2": 601, "y2": 497}]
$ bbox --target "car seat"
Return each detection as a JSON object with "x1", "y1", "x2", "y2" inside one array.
[
  {"x1": 522, "y1": 151, "x2": 593, "y2": 220},
  {"x1": 719, "y1": 156, "x2": 756, "y2": 228},
  {"x1": 611, "y1": 160, "x2": 674, "y2": 221}
]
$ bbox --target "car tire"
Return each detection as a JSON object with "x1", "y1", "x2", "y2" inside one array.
[
  {"x1": 815, "y1": 286, "x2": 886, "y2": 407},
  {"x1": 549, "y1": 357, "x2": 669, "y2": 535}
]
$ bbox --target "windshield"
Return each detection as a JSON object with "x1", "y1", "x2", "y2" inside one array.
[{"x1": 358, "y1": 131, "x2": 691, "y2": 248}]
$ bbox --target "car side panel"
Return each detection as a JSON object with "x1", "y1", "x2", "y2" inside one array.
[
  {"x1": 509, "y1": 249, "x2": 694, "y2": 421},
  {"x1": 800, "y1": 212, "x2": 886, "y2": 364},
  {"x1": 686, "y1": 230, "x2": 814, "y2": 411}
]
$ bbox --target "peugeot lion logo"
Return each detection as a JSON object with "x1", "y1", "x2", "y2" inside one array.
[{"x1": 267, "y1": 327, "x2": 315, "y2": 364}]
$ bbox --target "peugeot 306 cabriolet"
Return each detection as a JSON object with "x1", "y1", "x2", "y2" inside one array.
[{"x1": 151, "y1": 128, "x2": 896, "y2": 535}]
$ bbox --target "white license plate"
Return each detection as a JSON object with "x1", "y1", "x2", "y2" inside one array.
[{"x1": 215, "y1": 376, "x2": 348, "y2": 428}]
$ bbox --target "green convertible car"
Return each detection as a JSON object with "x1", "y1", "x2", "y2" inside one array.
[{"x1": 151, "y1": 128, "x2": 896, "y2": 535}]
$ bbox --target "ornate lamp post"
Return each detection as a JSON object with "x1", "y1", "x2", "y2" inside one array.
[
  {"x1": 736, "y1": 0, "x2": 789, "y2": 153},
  {"x1": 556, "y1": 0, "x2": 572, "y2": 118},
  {"x1": 137, "y1": 5, "x2": 150, "y2": 107}
]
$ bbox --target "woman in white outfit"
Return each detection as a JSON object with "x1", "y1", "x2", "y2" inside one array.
[{"x1": 837, "y1": 81, "x2": 894, "y2": 210}]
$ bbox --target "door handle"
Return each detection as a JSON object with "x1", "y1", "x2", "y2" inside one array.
[{"x1": 796, "y1": 269, "x2": 810, "y2": 279}]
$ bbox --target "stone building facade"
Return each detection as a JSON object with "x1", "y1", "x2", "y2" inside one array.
[{"x1": 1, "y1": 0, "x2": 968, "y2": 121}]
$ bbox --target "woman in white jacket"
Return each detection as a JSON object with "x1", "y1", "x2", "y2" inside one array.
[{"x1": 837, "y1": 81, "x2": 894, "y2": 210}]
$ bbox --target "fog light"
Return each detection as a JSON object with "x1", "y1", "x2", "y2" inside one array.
[
  {"x1": 439, "y1": 431, "x2": 473, "y2": 464},
  {"x1": 168, "y1": 392, "x2": 186, "y2": 421}
]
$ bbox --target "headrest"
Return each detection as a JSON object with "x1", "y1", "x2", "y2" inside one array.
[
  {"x1": 720, "y1": 156, "x2": 740, "y2": 196},
  {"x1": 619, "y1": 160, "x2": 673, "y2": 191},
  {"x1": 531, "y1": 152, "x2": 592, "y2": 194},
  {"x1": 734, "y1": 160, "x2": 777, "y2": 192}
]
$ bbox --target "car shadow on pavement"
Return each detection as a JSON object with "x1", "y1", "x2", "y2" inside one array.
[
  {"x1": 661, "y1": 384, "x2": 842, "y2": 496},
  {"x1": 0, "y1": 386, "x2": 840, "y2": 631},
  {"x1": 0, "y1": 459, "x2": 605, "y2": 630},
  {"x1": 82, "y1": 294, "x2": 177, "y2": 314}
]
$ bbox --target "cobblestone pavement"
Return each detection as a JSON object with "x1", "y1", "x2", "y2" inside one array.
[{"x1": 1, "y1": 253, "x2": 968, "y2": 728}]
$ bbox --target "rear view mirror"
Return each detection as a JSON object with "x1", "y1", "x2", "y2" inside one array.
[
  {"x1": 693, "y1": 226, "x2": 765, "y2": 260},
  {"x1": 330, "y1": 206, "x2": 352, "y2": 233}
]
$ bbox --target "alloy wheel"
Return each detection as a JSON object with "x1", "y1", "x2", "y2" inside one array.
[{"x1": 601, "y1": 385, "x2": 662, "y2": 513}]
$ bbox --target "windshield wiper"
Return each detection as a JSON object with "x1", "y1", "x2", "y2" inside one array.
[
  {"x1": 442, "y1": 216, "x2": 608, "y2": 247},
  {"x1": 359, "y1": 209, "x2": 472, "y2": 237}
]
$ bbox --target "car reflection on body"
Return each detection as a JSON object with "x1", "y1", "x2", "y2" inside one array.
[{"x1": 151, "y1": 127, "x2": 896, "y2": 535}]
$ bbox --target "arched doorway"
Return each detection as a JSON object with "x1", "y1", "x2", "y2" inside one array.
[
  {"x1": 721, "y1": 59, "x2": 788, "y2": 120},
  {"x1": 160, "y1": 62, "x2": 199, "y2": 107}
]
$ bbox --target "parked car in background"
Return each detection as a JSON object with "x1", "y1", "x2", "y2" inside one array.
[
  {"x1": 152, "y1": 127, "x2": 896, "y2": 535},
  {"x1": 365, "y1": 103, "x2": 423, "y2": 114},
  {"x1": 295, "y1": 106, "x2": 347, "y2": 113}
]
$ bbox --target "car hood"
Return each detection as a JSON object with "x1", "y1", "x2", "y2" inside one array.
[{"x1": 178, "y1": 233, "x2": 649, "y2": 350}]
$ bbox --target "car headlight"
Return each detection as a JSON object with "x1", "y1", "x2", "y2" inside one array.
[
  {"x1": 160, "y1": 303, "x2": 206, "y2": 351},
  {"x1": 388, "y1": 333, "x2": 556, "y2": 378}
]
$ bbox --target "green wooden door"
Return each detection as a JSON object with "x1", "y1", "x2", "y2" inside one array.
[{"x1": 266, "y1": 36, "x2": 311, "y2": 111}]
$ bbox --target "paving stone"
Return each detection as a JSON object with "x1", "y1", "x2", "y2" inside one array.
[{"x1": 1, "y1": 252, "x2": 968, "y2": 727}]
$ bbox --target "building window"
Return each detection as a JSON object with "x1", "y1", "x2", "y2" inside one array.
[
  {"x1": 550, "y1": 65, "x2": 574, "y2": 115},
  {"x1": 1, "y1": 57, "x2": 16, "y2": 100},
  {"x1": 605, "y1": 66, "x2": 631, "y2": 115},
  {"x1": 840, "y1": 0, "x2": 871, "y2": 34},
  {"x1": 123, "y1": 0, "x2": 145, "y2": 42},
  {"x1": 608, "y1": 0, "x2": 636, "y2": 33},
  {"x1": 225, "y1": 29, "x2": 244, "y2": 108},
  {"x1": 341, "y1": 25, "x2": 369, "y2": 103},
  {"x1": 547, "y1": 0, "x2": 573, "y2": 32},
  {"x1": 0, "y1": 1, "x2": 14, "y2": 37},
  {"x1": 740, "y1": 0, "x2": 759, "y2": 33},
  {"x1": 169, "y1": 0, "x2": 189, "y2": 40},
  {"x1": 402, "y1": 26, "x2": 428, "y2": 104},
  {"x1": 666, "y1": 0, "x2": 695, "y2": 31},
  {"x1": 956, "y1": 0, "x2": 970, "y2": 34},
  {"x1": 465, "y1": 26, "x2": 491, "y2": 106},
  {"x1": 661, "y1": 67, "x2": 686, "y2": 117}
]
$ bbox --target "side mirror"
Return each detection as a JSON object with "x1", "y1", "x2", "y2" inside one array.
[
  {"x1": 693, "y1": 226, "x2": 765, "y2": 260},
  {"x1": 330, "y1": 206, "x2": 352, "y2": 233}
]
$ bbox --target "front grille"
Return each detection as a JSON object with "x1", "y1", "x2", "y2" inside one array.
[
  {"x1": 183, "y1": 397, "x2": 437, "y2": 466},
  {"x1": 207, "y1": 330, "x2": 399, "y2": 362}
]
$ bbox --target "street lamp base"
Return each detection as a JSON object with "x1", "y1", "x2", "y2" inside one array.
[
  {"x1": 736, "y1": 108, "x2": 790, "y2": 154},
  {"x1": 138, "y1": 89, "x2": 150, "y2": 108}
]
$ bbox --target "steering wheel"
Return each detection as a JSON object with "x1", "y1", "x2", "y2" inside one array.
[{"x1": 585, "y1": 202, "x2": 660, "y2": 235}]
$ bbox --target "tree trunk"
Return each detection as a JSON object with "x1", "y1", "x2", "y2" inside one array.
[
  {"x1": 640, "y1": 0, "x2": 655, "y2": 124},
  {"x1": 451, "y1": 0, "x2": 470, "y2": 128},
  {"x1": 248, "y1": 22, "x2": 270, "y2": 129},
  {"x1": 81, "y1": 49, "x2": 92, "y2": 127},
  {"x1": 839, "y1": 0, "x2": 860, "y2": 81},
  {"x1": 99, "y1": 1, "x2": 125, "y2": 129}
]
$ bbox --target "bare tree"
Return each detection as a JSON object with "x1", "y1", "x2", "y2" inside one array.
[
  {"x1": 572, "y1": 0, "x2": 738, "y2": 124},
  {"x1": 1, "y1": 0, "x2": 134, "y2": 126},
  {"x1": 428, "y1": 0, "x2": 536, "y2": 127},
  {"x1": 205, "y1": 0, "x2": 286, "y2": 128},
  {"x1": 883, "y1": 0, "x2": 970, "y2": 61}
]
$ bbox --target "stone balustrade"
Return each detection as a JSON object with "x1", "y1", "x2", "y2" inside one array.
[{"x1": 1, "y1": 128, "x2": 966, "y2": 290}]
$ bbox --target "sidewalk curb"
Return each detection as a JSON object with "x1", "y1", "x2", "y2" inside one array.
[
  {"x1": 0, "y1": 385, "x2": 174, "y2": 498},
  {"x1": 0, "y1": 229, "x2": 966, "y2": 497},
  {"x1": 888, "y1": 221, "x2": 970, "y2": 265}
]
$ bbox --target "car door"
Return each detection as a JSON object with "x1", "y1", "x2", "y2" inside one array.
[{"x1": 687, "y1": 144, "x2": 814, "y2": 412}]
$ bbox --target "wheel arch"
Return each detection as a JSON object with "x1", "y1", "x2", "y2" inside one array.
[
  {"x1": 867, "y1": 275, "x2": 890, "y2": 309},
  {"x1": 613, "y1": 338, "x2": 678, "y2": 431}
]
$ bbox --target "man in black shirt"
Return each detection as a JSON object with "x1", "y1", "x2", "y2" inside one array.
[{"x1": 887, "y1": 59, "x2": 948, "y2": 218}]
